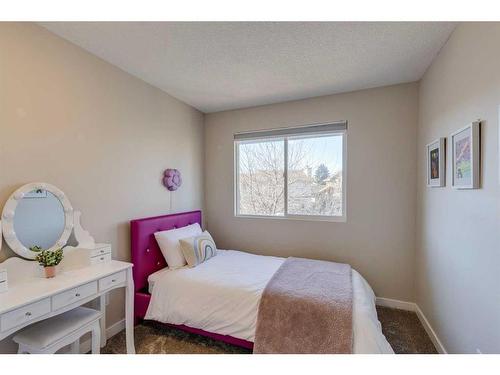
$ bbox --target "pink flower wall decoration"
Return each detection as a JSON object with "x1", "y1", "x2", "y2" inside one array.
[{"x1": 163, "y1": 169, "x2": 182, "y2": 191}]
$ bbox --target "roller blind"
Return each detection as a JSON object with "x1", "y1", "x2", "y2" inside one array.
[{"x1": 234, "y1": 121, "x2": 347, "y2": 141}]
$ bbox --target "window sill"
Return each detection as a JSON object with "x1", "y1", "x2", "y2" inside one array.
[{"x1": 234, "y1": 214, "x2": 347, "y2": 223}]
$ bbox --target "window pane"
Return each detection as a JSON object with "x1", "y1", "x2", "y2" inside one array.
[
  {"x1": 238, "y1": 139, "x2": 285, "y2": 216},
  {"x1": 287, "y1": 134, "x2": 343, "y2": 216}
]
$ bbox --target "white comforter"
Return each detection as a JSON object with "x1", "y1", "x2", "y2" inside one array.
[{"x1": 145, "y1": 249, "x2": 394, "y2": 354}]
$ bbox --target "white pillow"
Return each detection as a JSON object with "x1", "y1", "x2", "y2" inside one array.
[
  {"x1": 154, "y1": 223, "x2": 202, "y2": 269},
  {"x1": 179, "y1": 231, "x2": 217, "y2": 268}
]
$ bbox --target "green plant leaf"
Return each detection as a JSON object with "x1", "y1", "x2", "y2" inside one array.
[{"x1": 35, "y1": 248, "x2": 64, "y2": 267}]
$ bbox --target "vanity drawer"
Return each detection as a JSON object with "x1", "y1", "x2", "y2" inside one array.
[
  {"x1": 90, "y1": 245, "x2": 112, "y2": 258},
  {"x1": 0, "y1": 279, "x2": 7, "y2": 293},
  {"x1": 0, "y1": 270, "x2": 7, "y2": 293},
  {"x1": 52, "y1": 281, "x2": 98, "y2": 310},
  {"x1": 90, "y1": 253, "x2": 112, "y2": 265},
  {"x1": 99, "y1": 271, "x2": 126, "y2": 292},
  {"x1": 1, "y1": 298, "x2": 51, "y2": 332}
]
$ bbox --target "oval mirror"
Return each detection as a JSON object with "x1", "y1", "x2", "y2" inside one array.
[{"x1": 1, "y1": 183, "x2": 74, "y2": 259}]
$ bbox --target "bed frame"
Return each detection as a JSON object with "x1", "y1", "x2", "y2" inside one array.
[{"x1": 130, "y1": 210, "x2": 254, "y2": 350}]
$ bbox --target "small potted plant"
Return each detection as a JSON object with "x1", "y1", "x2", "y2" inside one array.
[{"x1": 31, "y1": 246, "x2": 64, "y2": 278}]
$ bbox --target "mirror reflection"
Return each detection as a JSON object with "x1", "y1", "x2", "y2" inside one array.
[{"x1": 13, "y1": 189, "x2": 65, "y2": 250}]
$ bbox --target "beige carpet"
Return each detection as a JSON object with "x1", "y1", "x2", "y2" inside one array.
[{"x1": 102, "y1": 307, "x2": 437, "y2": 354}]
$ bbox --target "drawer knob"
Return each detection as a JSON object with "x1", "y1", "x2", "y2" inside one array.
[
  {"x1": 111, "y1": 279, "x2": 116, "y2": 283},
  {"x1": 75, "y1": 293, "x2": 81, "y2": 297},
  {"x1": 25, "y1": 312, "x2": 32, "y2": 317},
  {"x1": 100, "y1": 250, "x2": 104, "y2": 253},
  {"x1": 100, "y1": 257, "x2": 104, "y2": 260}
]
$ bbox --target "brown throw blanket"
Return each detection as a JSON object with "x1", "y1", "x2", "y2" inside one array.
[{"x1": 254, "y1": 257, "x2": 353, "y2": 354}]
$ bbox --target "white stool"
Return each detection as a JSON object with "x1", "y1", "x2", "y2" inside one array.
[{"x1": 13, "y1": 307, "x2": 101, "y2": 354}]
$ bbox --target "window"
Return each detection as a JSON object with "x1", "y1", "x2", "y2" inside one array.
[{"x1": 234, "y1": 122, "x2": 346, "y2": 221}]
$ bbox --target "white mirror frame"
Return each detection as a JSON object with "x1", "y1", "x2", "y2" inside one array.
[{"x1": 1, "y1": 182, "x2": 74, "y2": 260}]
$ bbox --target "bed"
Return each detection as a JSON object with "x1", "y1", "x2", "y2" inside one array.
[{"x1": 131, "y1": 210, "x2": 394, "y2": 354}]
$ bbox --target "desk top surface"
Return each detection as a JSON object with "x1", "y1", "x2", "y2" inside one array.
[{"x1": 0, "y1": 258, "x2": 132, "y2": 314}]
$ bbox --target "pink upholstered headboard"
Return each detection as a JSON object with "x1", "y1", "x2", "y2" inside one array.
[{"x1": 130, "y1": 210, "x2": 202, "y2": 292}]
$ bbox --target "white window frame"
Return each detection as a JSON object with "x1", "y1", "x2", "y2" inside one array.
[{"x1": 234, "y1": 122, "x2": 347, "y2": 222}]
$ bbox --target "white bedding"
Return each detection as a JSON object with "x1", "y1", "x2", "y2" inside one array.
[{"x1": 145, "y1": 249, "x2": 394, "y2": 354}]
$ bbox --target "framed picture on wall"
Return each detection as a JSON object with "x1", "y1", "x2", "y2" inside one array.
[
  {"x1": 427, "y1": 138, "x2": 446, "y2": 187},
  {"x1": 451, "y1": 121, "x2": 480, "y2": 189}
]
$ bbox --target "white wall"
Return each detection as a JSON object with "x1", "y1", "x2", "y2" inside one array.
[
  {"x1": 205, "y1": 83, "x2": 419, "y2": 301},
  {"x1": 0, "y1": 22, "x2": 205, "y2": 352},
  {"x1": 416, "y1": 22, "x2": 500, "y2": 353}
]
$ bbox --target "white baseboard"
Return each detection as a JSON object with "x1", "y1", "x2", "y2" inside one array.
[
  {"x1": 376, "y1": 297, "x2": 416, "y2": 311},
  {"x1": 80, "y1": 319, "x2": 125, "y2": 354},
  {"x1": 106, "y1": 319, "x2": 126, "y2": 339},
  {"x1": 414, "y1": 305, "x2": 447, "y2": 354},
  {"x1": 376, "y1": 297, "x2": 447, "y2": 354}
]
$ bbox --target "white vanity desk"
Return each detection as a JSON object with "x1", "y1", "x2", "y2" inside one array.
[
  {"x1": 0, "y1": 258, "x2": 135, "y2": 354},
  {"x1": 0, "y1": 182, "x2": 135, "y2": 354}
]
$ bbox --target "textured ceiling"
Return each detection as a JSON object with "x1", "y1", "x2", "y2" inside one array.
[{"x1": 40, "y1": 22, "x2": 456, "y2": 113}]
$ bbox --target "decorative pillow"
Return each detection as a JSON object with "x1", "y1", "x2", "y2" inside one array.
[
  {"x1": 179, "y1": 231, "x2": 217, "y2": 268},
  {"x1": 154, "y1": 223, "x2": 202, "y2": 269}
]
